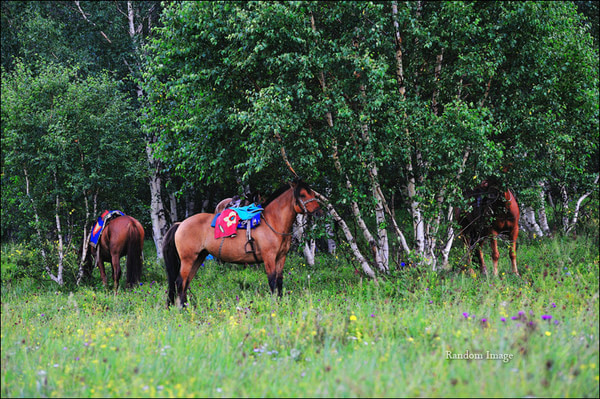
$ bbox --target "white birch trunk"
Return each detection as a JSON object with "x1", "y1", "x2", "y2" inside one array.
[
  {"x1": 565, "y1": 174, "x2": 599, "y2": 234},
  {"x1": 294, "y1": 214, "x2": 316, "y2": 266},
  {"x1": 333, "y1": 147, "x2": 386, "y2": 273},
  {"x1": 521, "y1": 206, "x2": 544, "y2": 237},
  {"x1": 560, "y1": 184, "x2": 570, "y2": 232},
  {"x1": 440, "y1": 205, "x2": 456, "y2": 267},
  {"x1": 127, "y1": 0, "x2": 168, "y2": 258},
  {"x1": 407, "y1": 163, "x2": 425, "y2": 253},
  {"x1": 147, "y1": 142, "x2": 168, "y2": 259},
  {"x1": 315, "y1": 192, "x2": 375, "y2": 278},
  {"x1": 441, "y1": 150, "x2": 470, "y2": 267},
  {"x1": 169, "y1": 191, "x2": 178, "y2": 224},
  {"x1": 537, "y1": 185, "x2": 551, "y2": 237},
  {"x1": 53, "y1": 191, "x2": 65, "y2": 285},
  {"x1": 325, "y1": 222, "x2": 337, "y2": 254}
]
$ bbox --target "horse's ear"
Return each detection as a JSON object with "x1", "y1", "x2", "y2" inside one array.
[{"x1": 291, "y1": 177, "x2": 304, "y2": 186}]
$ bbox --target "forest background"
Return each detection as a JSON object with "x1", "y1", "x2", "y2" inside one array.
[{"x1": 1, "y1": 1, "x2": 598, "y2": 285}]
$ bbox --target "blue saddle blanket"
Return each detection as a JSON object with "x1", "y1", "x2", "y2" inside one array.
[
  {"x1": 90, "y1": 210, "x2": 125, "y2": 247},
  {"x1": 211, "y1": 204, "x2": 263, "y2": 229}
]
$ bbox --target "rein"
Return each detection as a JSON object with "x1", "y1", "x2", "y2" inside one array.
[{"x1": 263, "y1": 216, "x2": 294, "y2": 236}]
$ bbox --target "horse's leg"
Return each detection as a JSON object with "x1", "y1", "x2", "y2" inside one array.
[
  {"x1": 96, "y1": 252, "x2": 108, "y2": 287},
  {"x1": 476, "y1": 241, "x2": 488, "y2": 276},
  {"x1": 263, "y1": 253, "x2": 277, "y2": 295},
  {"x1": 461, "y1": 236, "x2": 475, "y2": 275},
  {"x1": 177, "y1": 252, "x2": 207, "y2": 308},
  {"x1": 111, "y1": 252, "x2": 122, "y2": 292},
  {"x1": 508, "y1": 226, "x2": 519, "y2": 276},
  {"x1": 274, "y1": 255, "x2": 286, "y2": 297},
  {"x1": 490, "y1": 232, "x2": 500, "y2": 276}
]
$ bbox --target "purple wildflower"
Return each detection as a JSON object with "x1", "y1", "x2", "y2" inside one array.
[
  {"x1": 541, "y1": 315, "x2": 552, "y2": 320},
  {"x1": 501, "y1": 317, "x2": 506, "y2": 322},
  {"x1": 463, "y1": 312, "x2": 469, "y2": 318}
]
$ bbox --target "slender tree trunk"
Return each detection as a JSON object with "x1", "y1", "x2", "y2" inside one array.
[
  {"x1": 392, "y1": 1, "x2": 425, "y2": 259},
  {"x1": 565, "y1": 174, "x2": 599, "y2": 234},
  {"x1": 314, "y1": 192, "x2": 376, "y2": 278},
  {"x1": 53, "y1": 190, "x2": 65, "y2": 285},
  {"x1": 332, "y1": 143, "x2": 386, "y2": 272},
  {"x1": 126, "y1": 0, "x2": 168, "y2": 258},
  {"x1": 559, "y1": 184, "x2": 570, "y2": 232},
  {"x1": 537, "y1": 182, "x2": 551, "y2": 236},
  {"x1": 521, "y1": 206, "x2": 544, "y2": 238},
  {"x1": 440, "y1": 149, "x2": 470, "y2": 267},
  {"x1": 295, "y1": 214, "x2": 316, "y2": 266},
  {"x1": 357, "y1": 84, "x2": 389, "y2": 272},
  {"x1": 310, "y1": 9, "x2": 375, "y2": 273},
  {"x1": 147, "y1": 142, "x2": 168, "y2": 259},
  {"x1": 77, "y1": 189, "x2": 98, "y2": 284},
  {"x1": 325, "y1": 222, "x2": 337, "y2": 254},
  {"x1": 169, "y1": 191, "x2": 178, "y2": 224}
]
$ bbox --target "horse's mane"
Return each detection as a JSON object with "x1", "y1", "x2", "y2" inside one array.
[{"x1": 262, "y1": 179, "x2": 312, "y2": 207}]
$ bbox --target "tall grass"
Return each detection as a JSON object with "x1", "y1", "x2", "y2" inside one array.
[{"x1": 1, "y1": 235, "x2": 598, "y2": 397}]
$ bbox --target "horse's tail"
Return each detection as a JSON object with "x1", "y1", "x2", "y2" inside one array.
[
  {"x1": 163, "y1": 222, "x2": 181, "y2": 307},
  {"x1": 126, "y1": 222, "x2": 143, "y2": 287}
]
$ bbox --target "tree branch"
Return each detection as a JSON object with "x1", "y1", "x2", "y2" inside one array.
[{"x1": 74, "y1": 1, "x2": 112, "y2": 44}]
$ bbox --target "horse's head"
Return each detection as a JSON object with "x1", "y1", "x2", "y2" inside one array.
[{"x1": 292, "y1": 180, "x2": 321, "y2": 216}]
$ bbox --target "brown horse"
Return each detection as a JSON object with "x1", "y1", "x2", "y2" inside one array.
[
  {"x1": 456, "y1": 177, "x2": 520, "y2": 276},
  {"x1": 91, "y1": 215, "x2": 145, "y2": 290},
  {"x1": 163, "y1": 180, "x2": 320, "y2": 307}
]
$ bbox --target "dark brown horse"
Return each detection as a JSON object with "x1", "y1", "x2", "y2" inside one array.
[
  {"x1": 163, "y1": 180, "x2": 320, "y2": 307},
  {"x1": 91, "y1": 215, "x2": 145, "y2": 290},
  {"x1": 456, "y1": 177, "x2": 520, "y2": 276}
]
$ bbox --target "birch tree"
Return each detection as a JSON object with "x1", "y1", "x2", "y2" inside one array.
[
  {"x1": 140, "y1": 1, "x2": 598, "y2": 275},
  {"x1": 2, "y1": 60, "x2": 143, "y2": 285}
]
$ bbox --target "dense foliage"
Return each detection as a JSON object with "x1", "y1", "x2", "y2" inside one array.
[
  {"x1": 141, "y1": 1, "x2": 598, "y2": 269},
  {"x1": 1, "y1": 1, "x2": 598, "y2": 282}
]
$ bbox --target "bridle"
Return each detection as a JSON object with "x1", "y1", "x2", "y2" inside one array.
[
  {"x1": 297, "y1": 196, "x2": 319, "y2": 215},
  {"x1": 263, "y1": 189, "x2": 319, "y2": 236}
]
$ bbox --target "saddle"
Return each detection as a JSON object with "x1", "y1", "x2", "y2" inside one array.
[
  {"x1": 211, "y1": 204, "x2": 263, "y2": 237},
  {"x1": 90, "y1": 210, "x2": 125, "y2": 247},
  {"x1": 211, "y1": 204, "x2": 264, "y2": 260}
]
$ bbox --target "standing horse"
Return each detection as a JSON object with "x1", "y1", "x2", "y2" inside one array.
[
  {"x1": 91, "y1": 215, "x2": 145, "y2": 290},
  {"x1": 456, "y1": 177, "x2": 520, "y2": 276},
  {"x1": 163, "y1": 180, "x2": 320, "y2": 307}
]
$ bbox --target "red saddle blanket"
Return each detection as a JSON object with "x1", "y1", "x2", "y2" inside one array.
[{"x1": 214, "y1": 209, "x2": 240, "y2": 239}]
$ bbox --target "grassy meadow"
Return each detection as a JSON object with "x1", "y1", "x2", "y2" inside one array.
[{"x1": 1, "y1": 235, "x2": 599, "y2": 397}]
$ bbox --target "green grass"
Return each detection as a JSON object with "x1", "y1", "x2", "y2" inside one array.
[{"x1": 1, "y1": 235, "x2": 598, "y2": 397}]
